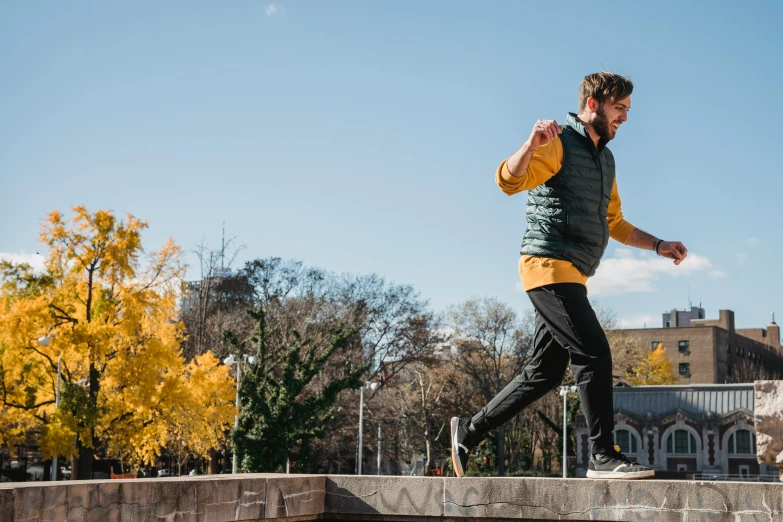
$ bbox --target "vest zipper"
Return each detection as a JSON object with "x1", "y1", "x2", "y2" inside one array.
[{"x1": 595, "y1": 148, "x2": 606, "y2": 274}]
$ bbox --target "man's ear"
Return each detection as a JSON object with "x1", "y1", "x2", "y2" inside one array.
[{"x1": 587, "y1": 97, "x2": 600, "y2": 114}]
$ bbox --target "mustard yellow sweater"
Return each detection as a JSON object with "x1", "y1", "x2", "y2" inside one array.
[{"x1": 496, "y1": 137, "x2": 636, "y2": 292}]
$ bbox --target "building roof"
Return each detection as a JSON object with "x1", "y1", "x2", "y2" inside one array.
[{"x1": 614, "y1": 384, "x2": 753, "y2": 418}]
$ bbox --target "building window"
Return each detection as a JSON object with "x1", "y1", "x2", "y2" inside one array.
[
  {"x1": 728, "y1": 430, "x2": 756, "y2": 455},
  {"x1": 667, "y1": 430, "x2": 697, "y2": 454},
  {"x1": 727, "y1": 344, "x2": 731, "y2": 354},
  {"x1": 736, "y1": 346, "x2": 740, "y2": 356},
  {"x1": 652, "y1": 341, "x2": 661, "y2": 350},
  {"x1": 665, "y1": 321, "x2": 671, "y2": 328},
  {"x1": 614, "y1": 429, "x2": 637, "y2": 454},
  {"x1": 679, "y1": 363, "x2": 690, "y2": 376},
  {"x1": 678, "y1": 340, "x2": 689, "y2": 353}
]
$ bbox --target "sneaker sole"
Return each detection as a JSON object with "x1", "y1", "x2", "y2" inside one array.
[
  {"x1": 450, "y1": 417, "x2": 464, "y2": 478},
  {"x1": 586, "y1": 469, "x2": 655, "y2": 480}
]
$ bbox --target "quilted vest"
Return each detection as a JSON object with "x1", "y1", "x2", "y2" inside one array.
[{"x1": 520, "y1": 113, "x2": 616, "y2": 277}]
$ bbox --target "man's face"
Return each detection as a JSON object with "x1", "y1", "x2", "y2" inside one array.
[{"x1": 591, "y1": 95, "x2": 631, "y2": 141}]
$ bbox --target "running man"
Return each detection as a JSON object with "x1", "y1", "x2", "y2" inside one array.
[{"x1": 451, "y1": 72, "x2": 688, "y2": 479}]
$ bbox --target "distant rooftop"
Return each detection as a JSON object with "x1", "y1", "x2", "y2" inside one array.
[{"x1": 614, "y1": 383, "x2": 753, "y2": 418}]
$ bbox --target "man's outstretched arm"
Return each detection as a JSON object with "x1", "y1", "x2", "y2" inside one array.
[{"x1": 625, "y1": 228, "x2": 688, "y2": 265}]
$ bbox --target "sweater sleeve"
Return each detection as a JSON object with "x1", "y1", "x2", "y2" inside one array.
[
  {"x1": 607, "y1": 177, "x2": 636, "y2": 244},
  {"x1": 495, "y1": 138, "x2": 563, "y2": 196}
]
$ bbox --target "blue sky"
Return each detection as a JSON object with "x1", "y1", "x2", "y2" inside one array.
[{"x1": 1, "y1": 1, "x2": 781, "y2": 331}]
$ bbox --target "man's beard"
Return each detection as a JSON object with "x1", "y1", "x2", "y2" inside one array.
[{"x1": 592, "y1": 104, "x2": 615, "y2": 142}]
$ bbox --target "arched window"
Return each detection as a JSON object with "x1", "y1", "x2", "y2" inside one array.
[
  {"x1": 666, "y1": 429, "x2": 697, "y2": 454},
  {"x1": 728, "y1": 430, "x2": 756, "y2": 455},
  {"x1": 614, "y1": 429, "x2": 637, "y2": 454}
]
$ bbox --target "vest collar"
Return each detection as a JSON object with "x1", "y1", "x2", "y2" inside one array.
[{"x1": 565, "y1": 112, "x2": 609, "y2": 152}]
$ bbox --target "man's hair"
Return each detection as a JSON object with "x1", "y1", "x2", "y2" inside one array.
[{"x1": 578, "y1": 72, "x2": 633, "y2": 112}]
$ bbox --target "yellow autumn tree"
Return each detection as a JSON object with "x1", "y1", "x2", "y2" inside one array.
[
  {"x1": 0, "y1": 207, "x2": 235, "y2": 478},
  {"x1": 625, "y1": 344, "x2": 679, "y2": 386},
  {"x1": 161, "y1": 352, "x2": 236, "y2": 475}
]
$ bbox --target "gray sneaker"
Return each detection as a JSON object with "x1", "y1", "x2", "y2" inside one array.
[
  {"x1": 586, "y1": 445, "x2": 654, "y2": 479},
  {"x1": 450, "y1": 417, "x2": 472, "y2": 478}
]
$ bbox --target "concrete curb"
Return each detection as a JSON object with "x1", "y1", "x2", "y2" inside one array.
[{"x1": 2, "y1": 474, "x2": 781, "y2": 521}]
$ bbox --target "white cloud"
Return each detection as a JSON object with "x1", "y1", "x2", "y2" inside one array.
[
  {"x1": 748, "y1": 237, "x2": 759, "y2": 247},
  {"x1": 0, "y1": 251, "x2": 46, "y2": 273},
  {"x1": 617, "y1": 314, "x2": 658, "y2": 329},
  {"x1": 734, "y1": 252, "x2": 750, "y2": 266},
  {"x1": 589, "y1": 248, "x2": 723, "y2": 296},
  {"x1": 265, "y1": 3, "x2": 277, "y2": 16}
]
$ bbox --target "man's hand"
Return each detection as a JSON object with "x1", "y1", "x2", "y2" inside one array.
[
  {"x1": 658, "y1": 241, "x2": 688, "y2": 265},
  {"x1": 506, "y1": 119, "x2": 564, "y2": 178},
  {"x1": 526, "y1": 120, "x2": 563, "y2": 151}
]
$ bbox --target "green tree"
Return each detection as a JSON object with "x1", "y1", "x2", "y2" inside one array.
[{"x1": 224, "y1": 307, "x2": 367, "y2": 472}]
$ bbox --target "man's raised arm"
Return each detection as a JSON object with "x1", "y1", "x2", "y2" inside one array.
[{"x1": 495, "y1": 119, "x2": 564, "y2": 196}]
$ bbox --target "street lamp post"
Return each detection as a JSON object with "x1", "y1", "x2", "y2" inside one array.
[
  {"x1": 357, "y1": 381, "x2": 379, "y2": 475},
  {"x1": 559, "y1": 385, "x2": 577, "y2": 479},
  {"x1": 223, "y1": 353, "x2": 257, "y2": 474},
  {"x1": 377, "y1": 424, "x2": 381, "y2": 476},
  {"x1": 51, "y1": 353, "x2": 62, "y2": 481}
]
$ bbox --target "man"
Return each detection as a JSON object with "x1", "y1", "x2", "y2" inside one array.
[{"x1": 451, "y1": 72, "x2": 688, "y2": 480}]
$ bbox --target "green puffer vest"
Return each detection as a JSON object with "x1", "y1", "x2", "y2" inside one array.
[{"x1": 520, "y1": 113, "x2": 615, "y2": 277}]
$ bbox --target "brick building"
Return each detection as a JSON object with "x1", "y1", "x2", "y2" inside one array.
[
  {"x1": 612, "y1": 307, "x2": 782, "y2": 384},
  {"x1": 575, "y1": 384, "x2": 775, "y2": 480}
]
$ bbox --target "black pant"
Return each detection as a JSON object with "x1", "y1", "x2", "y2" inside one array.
[{"x1": 470, "y1": 283, "x2": 614, "y2": 455}]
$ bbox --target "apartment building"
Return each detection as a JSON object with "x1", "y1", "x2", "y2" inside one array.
[{"x1": 613, "y1": 307, "x2": 782, "y2": 383}]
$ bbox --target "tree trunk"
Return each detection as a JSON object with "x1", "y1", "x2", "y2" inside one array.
[
  {"x1": 497, "y1": 424, "x2": 506, "y2": 476},
  {"x1": 75, "y1": 361, "x2": 100, "y2": 480},
  {"x1": 208, "y1": 449, "x2": 220, "y2": 475},
  {"x1": 76, "y1": 437, "x2": 94, "y2": 480},
  {"x1": 79, "y1": 268, "x2": 99, "y2": 482}
]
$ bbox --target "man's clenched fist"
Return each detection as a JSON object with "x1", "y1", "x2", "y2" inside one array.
[{"x1": 527, "y1": 120, "x2": 563, "y2": 150}]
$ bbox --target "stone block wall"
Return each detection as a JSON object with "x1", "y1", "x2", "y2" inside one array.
[{"x1": 2, "y1": 473, "x2": 783, "y2": 522}]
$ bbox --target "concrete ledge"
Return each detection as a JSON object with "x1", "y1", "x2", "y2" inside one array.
[
  {"x1": 0, "y1": 488, "x2": 13, "y2": 522},
  {"x1": 444, "y1": 477, "x2": 782, "y2": 521},
  {"x1": 0, "y1": 474, "x2": 325, "y2": 522},
  {"x1": 2, "y1": 474, "x2": 782, "y2": 522},
  {"x1": 266, "y1": 474, "x2": 325, "y2": 519},
  {"x1": 326, "y1": 476, "x2": 443, "y2": 518}
]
